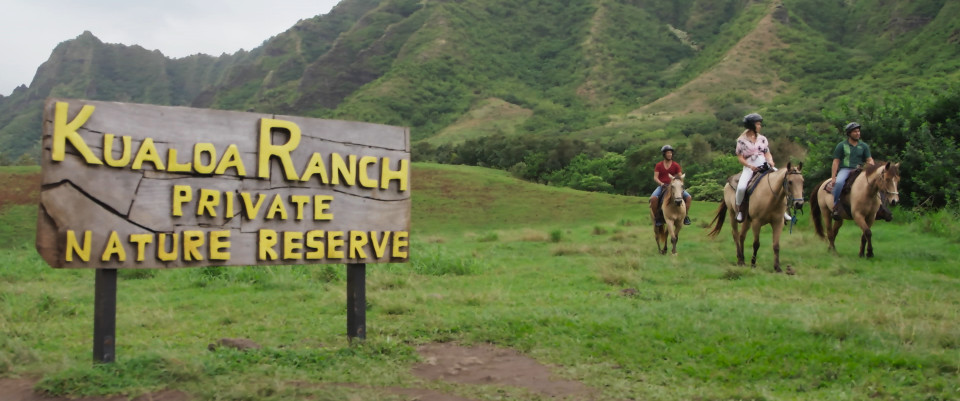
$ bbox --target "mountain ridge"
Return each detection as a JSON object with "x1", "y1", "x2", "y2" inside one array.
[{"x1": 1, "y1": 0, "x2": 957, "y2": 164}]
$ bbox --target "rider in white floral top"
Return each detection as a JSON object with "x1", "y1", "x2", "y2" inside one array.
[{"x1": 734, "y1": 113, "x2": 792, "y2": 222}]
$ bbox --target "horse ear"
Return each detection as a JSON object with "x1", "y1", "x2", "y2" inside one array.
[
  {"x1": 786, "y1": 162, "x2": 792, "y2": 170},
  {"x1": 680, "y1": 173, "x2": 685, "y2": 180},
  {"x1": 797, "y1": 161, "x2": 803, "y2": 171}
]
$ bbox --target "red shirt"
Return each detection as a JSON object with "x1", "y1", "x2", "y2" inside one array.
[{"x1": 655, "y1": 161, "x2": 682, "y2": 184}]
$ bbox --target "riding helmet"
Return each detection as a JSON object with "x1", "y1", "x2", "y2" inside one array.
[
  {"x1": 743, "y1": 113, "x2": 763, "y2": 130},
  {"x1": 844, "y1": 122, "x2": 861, "y2": 134},
  {"x1": 661, "y1": 145, "x2": 675, "y2": 154}
]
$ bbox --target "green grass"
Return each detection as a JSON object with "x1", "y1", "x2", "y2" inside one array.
[{"x1": 2, "y1": 164, "x2": 959, "y2": 400}]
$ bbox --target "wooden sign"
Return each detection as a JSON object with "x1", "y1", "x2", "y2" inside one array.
[{"x1": 36, "y1": 98, "x2": 410, "y2": 269}]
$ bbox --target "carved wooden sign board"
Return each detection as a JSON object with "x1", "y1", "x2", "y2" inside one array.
[{"x1": 36, "y1": 98, "x2": 411, "y2": 269}]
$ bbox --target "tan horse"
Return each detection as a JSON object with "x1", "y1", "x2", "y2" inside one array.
[
  {"x1": 810, "y1": 162, "x2": 900, "y2": 257},
  {"x1": 652, "y1": 174, "x2": 686, "y2": 255},
  {"x1": 708, "y1": 163, "x2": 804, "y2": 272}
]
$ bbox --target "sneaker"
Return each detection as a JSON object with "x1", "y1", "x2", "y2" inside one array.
[
  {"x1": 831, "y1": 206, "x2": 842, "y2": 221},
  {"x1": 784, "y1": 212, "x2": 793, "y2": 222},
  {"x1": 683, "y1": 216, "x2": 692, "y2": 225},
  {"x1": 655, "y1": 219, "x2": 664, "y2": 227},
  {"x1": 736, "y1": 212, "x2": 744, "y2": 222}
]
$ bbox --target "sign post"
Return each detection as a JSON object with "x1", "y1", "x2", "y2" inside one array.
[
  {"x1": 93, "y1": 269, "x2": 117, "y2": 363},
  {"x1": 36, "y1": 98, "x2": 410, "y2": 362}
]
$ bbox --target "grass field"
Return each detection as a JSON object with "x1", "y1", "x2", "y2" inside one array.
[{"x1": 1, "y1": 164, "x2": 959, "y2": 400}]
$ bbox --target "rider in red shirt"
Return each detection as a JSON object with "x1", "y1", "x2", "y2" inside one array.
[{"x1": 650, "y1": 145, "x2": 692, "y2": 226}]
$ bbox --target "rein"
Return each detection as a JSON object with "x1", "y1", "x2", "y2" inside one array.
[{"x1": 781, "y1": 170, "x2": 804, "y2": 233}]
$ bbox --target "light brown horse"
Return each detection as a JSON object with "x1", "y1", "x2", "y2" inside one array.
[
  {"x1": 652, "y1": 174, "x2": 686, "y2": 255},
  {"x1": 708, "y1": 163, "x2": 804, "y2": 272},
  {"x1": 810, "y1": 162, "x2": 900, "y2": 257}
]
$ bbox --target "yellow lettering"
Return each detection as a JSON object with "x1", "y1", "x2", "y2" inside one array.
[
  {"x1": 358, "y1": 156, "x2": 378, "y2": 188},
  {"x1": 158, "y1": 233, "x2": 179, "y2": 261},
  {"x1": 331, "y1": 153, "x2": 356, "y2": 186},
  {"x1": 103, "y1": 134, "x2": 131, "y2": 167},
  {"x1": 259, "y1": 229, "x2": 279, "y2": 260},
  {"x1": 327, "y1": 231, "x2": 345, "y2": 258},
  {"x1": 381, "y1": 158, "x2": 409, "y2": 191},
  {"x1": 370, "y1": 231, "x2": 389, "y2": 258},
  {"x1": 258, "y1": 118, "x2": 301, "y2": 180},
  {"x1": 209, "y1": 231, "x2": 231, "y2": 260},
  {"x1": 215, "y1": 145, "x2": 246, "y2": 176},
  {"x1": 198, "y1": 189, "x2": 220, "y2": 217},
  {"x1": 131, "y1": 138, "x2": 165, "y2": 170},
  {"x1": 183, "y1": 231, "x2": 203, "y2": 261},
  {"x1": 65, "y1": 230, "x2": 92, "y2": 262},
  {"x1": 101, "y1": 231, "x2": 126, "y2": 262},
  {"x1": 172, "y1": 185, "x2": 192, "y2": 217},
  {"x1": 167, "y1": 148, "x2": 192, "y2": 172},
  {"x1": 290, "y1": 195, "x2": 309, "y2": 220},
  {"x1": 193, "y1": 143, "x2": 217, "y2": 174},
  {"x1": 129, "y1": 234, "x2": 153, "y2": 262},
  {"x1": 305, "y1": 230, "x2": 325, "y2": 259},
  {"x1": 52, "y1": 102, "x2": 102, "y2": 164},
  {"x1": 300, "y1": 153, "x2": 329, "y2": 183},
  {"x1": 265, "y1": 194, "x2": 288, "y2": 220},
  {"x1": 240, "y1": 193, "x2": 266, "y2": 219},
  {"x1": 349, "y1": 231, "x2": 367, "y2": 259},
  {"x1": 314, "y1": 195, "x2": 333, "y2": 221},
  {"x1": 392, "y1": 231, "x2": 409, "y2": 258},
  {"x1": 283, "y1": 231, "x2": 304, "y2": 260},
  {"x1": 225, "y1": 191, "x2": 235, "y2": 218}
]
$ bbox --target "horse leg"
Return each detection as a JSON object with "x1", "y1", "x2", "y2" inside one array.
[
  {"x1": 860, "y1": 228, "x2": 873, "y2": 258},
  {"x1": 771, "y1": 223, "x2": 783, "y2": 273},
  {"x1": 828, "y1": 218, "x2": 843, "y2": 253},
  {"x1": 750, "y1": 224, "x2": 761, "y2": 268},
  {"x1": 730, "y1": 212, "x2": 745, "y2": 265},
  {"x1": 670, "y1": 224, "x2": 680, "y2": 255}
]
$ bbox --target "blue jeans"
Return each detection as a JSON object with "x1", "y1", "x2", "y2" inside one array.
[
  {"x1": 652, "y1": 186, "x2": 690, "y2": 199},
  {"x1": 832, "y1": 168, "x2": 853, "y2": 208}
]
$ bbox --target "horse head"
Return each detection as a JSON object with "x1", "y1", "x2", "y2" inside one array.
[
  {"x1": 785, "y1": 162, "x2": 805, "y2": 210},
  {"x1": 881, "y1": 162, "x2": 900, "y2": 207},
  {"x1": 668, "y1": 174, "x2": 685, "y2": 206}
]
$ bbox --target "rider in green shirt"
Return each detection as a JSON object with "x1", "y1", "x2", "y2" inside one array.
[{"x1": 829, "y1": 122, "x2": 874, "y2": 220}]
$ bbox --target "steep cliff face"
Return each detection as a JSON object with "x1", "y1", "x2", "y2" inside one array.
[{"x1": 1, "y1": 0, "x2": 957, "y2": 162}]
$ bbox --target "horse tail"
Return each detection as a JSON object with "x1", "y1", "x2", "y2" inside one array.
[
  {"x1": 708, "y1": 201, "x2": 727, "y2": 238},
  {"x1": 810, "y1": 182, "x2": 826, "y2": 239}
]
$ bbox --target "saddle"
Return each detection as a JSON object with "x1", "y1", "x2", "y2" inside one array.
[{"x1": 726, "y1": 165, "x2": 772, "y2": 219}]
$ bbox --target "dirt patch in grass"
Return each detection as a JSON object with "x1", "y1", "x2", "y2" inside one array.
[
  {"x1": 0, "y1": 171, "x2": 41, "y2": 210},
  {"x1": 1, "y1": 343, "x2": 599, "y2": 401}
]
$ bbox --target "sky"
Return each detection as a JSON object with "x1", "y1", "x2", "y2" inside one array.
[{"x1": 0, "y1": 0, "x2": 342, "y2": 96}]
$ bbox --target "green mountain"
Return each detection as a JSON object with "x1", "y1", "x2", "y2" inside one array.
[{"x1": 1, "y1": 0, "x2": 958, "y2": 165}]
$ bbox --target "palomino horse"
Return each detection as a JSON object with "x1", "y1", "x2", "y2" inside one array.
[
  {"x1": 810, "y1": 162, "x2": 900, "y2": 257},
  {"x1": 652, "y1": 174, "x2": 687, "y2": 255},
  {"x1": 708, "y1": 163, "x2": 804, "y2": 272}
]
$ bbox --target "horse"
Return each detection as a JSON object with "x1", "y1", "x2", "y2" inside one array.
[
  {"x1": 652, "y1": 174, "x2": 687, "y2": 255},
  {"x1": 708, "y1": 162, "x2": 804, "y2": 272},
  {"x1": 810, "y1": 162, "x2": 900, "y2": 257}
]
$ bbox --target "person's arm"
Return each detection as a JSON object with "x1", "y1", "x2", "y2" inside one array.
[
  {"x1": 653, "y1": 170, "x2": 662, "y2": 186},
  {"x1": 738, "y1": 154, "x2": 757, "y2": 172},
  {"x1": 764, "y1": 150, "x2": 775, "y2": 168},
  {"x1": 830, "y1": 158, "x2": 840, "y2": 183}
]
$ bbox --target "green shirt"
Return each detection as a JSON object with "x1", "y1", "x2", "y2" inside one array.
[{"x1": 833, "y1": 140, "x2": 872, "y2": 169}]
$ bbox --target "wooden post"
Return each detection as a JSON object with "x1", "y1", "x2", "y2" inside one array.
[
  {"x1": 346, "y1": 263, "x2": 366, "y2": 342},
  {"x1": 93, "y1": 269, "x2": 117, "y2": 363}
]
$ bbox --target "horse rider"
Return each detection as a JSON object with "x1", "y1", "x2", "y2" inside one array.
[
  {"x1": 827, "y1": 122, "x2": 874, "y2": 220},
  {"x1": 734, "y1": 113, "x2": 793, "y2": 223},
  {"x1": 650, "y1": 144, "x2": 692, "y2": 226}
]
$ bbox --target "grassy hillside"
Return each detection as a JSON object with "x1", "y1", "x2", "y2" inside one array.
[
  {"x1": 3, "y1": 0, "x2": 958, "y2": 164},
  {"x1": 2, "y1": 164, "x2": 959, "y2": 400}
]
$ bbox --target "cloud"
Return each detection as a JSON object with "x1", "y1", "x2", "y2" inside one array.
[{"x1": 0, "y1": 0, "x2": 340, "y2": 96}]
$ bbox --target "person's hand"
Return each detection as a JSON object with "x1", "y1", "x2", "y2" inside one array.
[{"x1": 750, "y1": 166, "x2": 758, "y2": 173}]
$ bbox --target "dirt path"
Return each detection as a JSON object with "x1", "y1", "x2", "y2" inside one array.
[{"x1": 0, "y1": 343, "x2": 598, "y2": 401}]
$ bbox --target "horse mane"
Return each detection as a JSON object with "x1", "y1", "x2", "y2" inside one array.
[{"x1": 864, "y1": 161, "x2": 891, "y2": 175}]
